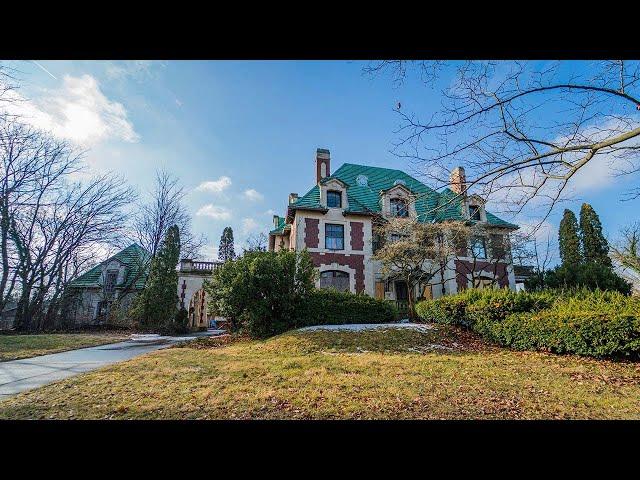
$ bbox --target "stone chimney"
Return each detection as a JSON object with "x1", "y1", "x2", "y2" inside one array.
[
  {"x1": 288, "y1": 193, "x2": 298, "y2": 205},
  {"x1": 273, "y1": 215, "x2": 280, "y2": 228},
  {"x1": 316, "y1": 148, "x2": 330, "y2": 183},
  {"x1": 450, "y1": 166, "x2": 467, "y2": 196}
]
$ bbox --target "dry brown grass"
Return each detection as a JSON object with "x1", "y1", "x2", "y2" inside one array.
[
  {"x1": 1, "y1": 326, "x2": 639, "y2": 419},
  {"x1": 0, "y1": 333, "x2": 127, "y2": 362}
]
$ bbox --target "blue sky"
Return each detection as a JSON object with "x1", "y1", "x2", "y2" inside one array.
[{"x1": 5, "y1": 60, "x2": 638, "y2": 262}]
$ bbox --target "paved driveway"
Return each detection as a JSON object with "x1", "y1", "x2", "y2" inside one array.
[{"x1": 0, "y1": 331, "x2": 223, "y2": 399}]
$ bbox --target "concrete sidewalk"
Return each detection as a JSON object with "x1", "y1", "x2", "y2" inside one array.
[{"x1": 0, "y1": 330, "x2": 224, "y2": 399}]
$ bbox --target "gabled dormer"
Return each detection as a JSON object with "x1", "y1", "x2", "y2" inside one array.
[
  {"x1": 465, "y1": 194, "x2": 487, "y2": 223},
  {"x1": 380, "y1": 181, "x2": 417, "y2": 219},
  {"x1": 320, "y1": 177, "x2": 349, "y2": 210}
]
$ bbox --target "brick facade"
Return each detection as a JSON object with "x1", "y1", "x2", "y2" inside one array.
[
  {"x1": 309, "y1": 252, "x2": 365, "y2": 293},
  {"x1": 304, "y1": 218, "x2": 319, "y2": 248},
  {"x1": 454, "y1": 260, "x2": 510, "y2": 290},
  {"x1": 350, "y1": 221, "x2": 364, "y2": 251}
]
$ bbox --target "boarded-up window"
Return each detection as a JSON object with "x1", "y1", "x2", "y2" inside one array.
[{"x1": 489, "y1": 234, "x2": 505, "y2": 260}]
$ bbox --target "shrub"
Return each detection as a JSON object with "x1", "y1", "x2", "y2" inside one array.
[
  {"x1": 205, "y1": 249, "x2": 317, "y2": 339},
  {"x1": 205, "y1": 250, "x2": 398, "y2": 338},
  {"x1": 417, "y1": 288, "x2": 640, "y2": 358},
  {"x1": 487, "y1": 294, "x2": 640, "y2": 357},
  {"x1": 415, "y1": 289, "x2": 482, "y2": 327},
  {"x1": 467, "y1": 289, "x2": 556, "y2": 337},
  {"x1": 414, "y1": 288, "x2": 553, "y2": 328},
  {"x1": 300, "y1": 289, "x2": 397, "y2": 327},
  {"x1": 536, "y1": 263, "x2": 632, "y2": 295}
]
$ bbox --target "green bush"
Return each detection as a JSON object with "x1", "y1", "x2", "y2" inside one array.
[
  {"x1": 417, "y1": 288, "x2": 640, "y2": 358},
  {"x1": 300, "y1": 289, "x2": 397, "y2": 327},
  {"x1": 205, "y1": 249, "x2": 317, "y2": 339},
  {"x1": 488, "y1": 293, "x2": 640, "y2": 357},
  {"x1": 533, "y1": 263, "x2": 632, "y2": 295},
  {"x1": 205, "y1": 250, "x2": 398, "y2": 338},
  {"x1": 415, "y1": 288, "x2": 552, "y2": 328}
]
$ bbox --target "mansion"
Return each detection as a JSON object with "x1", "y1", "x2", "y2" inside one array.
[{"x1": 268, "y1": 149, "x2": 519, "y2": 303}]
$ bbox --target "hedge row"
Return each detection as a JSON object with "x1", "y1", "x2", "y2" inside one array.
[
  {"x1": 299, "y1": 289, "x2": 398, "y2": 328},
  {"x1": 415, "y1": 289, "x2": 640, "y2": 358}
]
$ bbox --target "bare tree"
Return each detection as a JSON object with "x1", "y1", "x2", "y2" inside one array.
[
  {"x1": 373, "y1": 217, "x2": 456, "y2": 319},
  {"x1": 367, "y1": 61, "x2": 640, "y2": 227},
  {"x1": 131, "y1": 170, "x2": 204, "y2": 261},
  {"x1": 0, "y1": 116, "x2": 136, "y2": 330},
  {"x1": 448, "y1": 221, "x2": 513, "y2": 290},
  {"x1": 243, "y1": 232, "x2": 268, "y2": 253},
  {"x1": 612, "y1": 222, "x2": 640, "y2": 275}
]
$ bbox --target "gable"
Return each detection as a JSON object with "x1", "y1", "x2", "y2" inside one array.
[{"x1": 68, "y1": 244, "x2": 151, "y2": 289}]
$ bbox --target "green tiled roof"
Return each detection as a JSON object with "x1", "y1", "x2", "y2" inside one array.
[
  {"x1": 292, "y1": 163, "x2": 518, "y2": 229},
  {"x1": 67, "y1": 244, "x2": 151, "y2": 289},
  {"x1": 269, "y1": 216, "x2": 290, "y2": 235}
]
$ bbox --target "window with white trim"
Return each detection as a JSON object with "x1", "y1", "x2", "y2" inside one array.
[{"x1": 325, "y1": 223, "x2": 344, "y2": 250}]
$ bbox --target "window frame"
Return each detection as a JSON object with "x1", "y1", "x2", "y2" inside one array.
[
  {"x1": 319, "y1": 270, "x2": 350, "y2": 292},
  {"x1": 469, "y1": 204, "x2": 482, "y2": 221},
  {"x1": 326, "y1": 190, "x2": 342, "y2": 208},
  {"x1": 471, "y1": 237, "x2": 487, "y2": 259},
  {"x1": 389, "y1": 197, "x2": 409, "y2": 217},
  {"x1": 325, "y1": 223, "x2": 345, "y2": 250},
  {"x1": 104, "y1": 270, "x2": 118, "y2": 294}
]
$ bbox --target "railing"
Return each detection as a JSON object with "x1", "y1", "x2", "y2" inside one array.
[
  {"x1": 180, "y1": 260, "x2": 222, "y2": 273},
  {"x1": 193, "y1": 261, "x2": 220, "y2": 271}
]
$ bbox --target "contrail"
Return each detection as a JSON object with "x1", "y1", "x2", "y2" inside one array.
[{"x1": 31, "y1": 60, "x2": 57, "y2": 80}]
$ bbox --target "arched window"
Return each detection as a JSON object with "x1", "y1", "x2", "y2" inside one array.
[
  {"x1": 473, "y1": 276, "x2": 496, "y2": 290},
  {"x1": 320, "y1": 270, "x2": 350, "y2": 292},
  {"x1": 390, "y1": 198, "x2": 408, "y2": 217}
]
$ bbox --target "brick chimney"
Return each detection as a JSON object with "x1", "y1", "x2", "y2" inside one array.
[
  {"x1": 288, "y1": 193, "x2": 298, "y2": 205},
  {"x1": 316, "y1": 148, "x2": 330, "y2": 183},
  {"x1": 450, "y1": 166, "x2": 467, "y2": 196}
]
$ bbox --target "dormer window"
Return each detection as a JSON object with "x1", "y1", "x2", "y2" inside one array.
[
  {"x1": 327, "y1": 190, "x2": 342, "y2": 208},
  {"x1": 104, "y1": 270, "x2": 118, "y2": 294},
  {"x1": 469, "y1": 205, "x2": 481, "y2": 221},
  {"x1": 390, "y1": 198, "x2": 408, "y2": 217}
]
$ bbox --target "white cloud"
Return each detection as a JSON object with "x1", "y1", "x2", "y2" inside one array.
[
  {"x1": 201, "y1": 244, "x2": 220, "y2": 261},
  {"x1": 264, "y1": 209, "x2": 276, "y2": 216},
  {"x1": 105, "y1": 60, "x2": 165, "y2": 82},
  {"x1": 243, "y1": 188, "x2": 264, "y2": 202},
  {"x1": 196, "y1": 176, "x2": 232, "y2": 194},
  {"x1": 241, "y1": 218, "x2": 260, "y2": 234},
  {"x1": 4, "y1": 74, "x2": 138, "y2": 146},
  {"x1": 196, "y1": 204, "x2": 231, "y2": 220}
]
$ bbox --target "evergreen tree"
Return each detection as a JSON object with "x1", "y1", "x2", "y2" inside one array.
[
  {"x1": 558, "y1": 209, "x2": 582, "y2": 266},
  {"x1": 130, "y1": 225, "x2": 181, "y2": 329},
  {"x1": 579, "y1": 203, "x2": 611, "y2": 267},
  {"x1": 218, "y1": 226, "x2": 236, "y2": 262}
]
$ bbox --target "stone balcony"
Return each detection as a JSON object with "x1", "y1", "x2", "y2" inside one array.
[{"x1": 178, "y1": 259, "x2": 222, "y2": 274}]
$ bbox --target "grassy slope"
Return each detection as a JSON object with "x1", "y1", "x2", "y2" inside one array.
[
  {"x1": 0, "y1": 326, "x2": 639, "y2": 419},
  {"x1": 0, "y1": 333, "x2": 127, "y2": 362}
]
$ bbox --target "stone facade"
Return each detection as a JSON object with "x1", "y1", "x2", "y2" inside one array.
[{"x1": 268, "y1": 148, "x2": 518, "y2": 301}]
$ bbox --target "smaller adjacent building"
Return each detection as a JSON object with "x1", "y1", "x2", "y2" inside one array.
[
  {"x1": 177, "y1": 259, "x2": 222, "y2": 330},
  {"x1": 66, "y1": 244, "x2": 150, "y2": 325}
]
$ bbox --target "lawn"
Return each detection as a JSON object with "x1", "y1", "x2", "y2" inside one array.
[
  {"x1": 0, "y1": 333, "x2": 127, "y2": 362},
  {"x1": 1, "y1": 325, "x2": 639, "y2": 419}
]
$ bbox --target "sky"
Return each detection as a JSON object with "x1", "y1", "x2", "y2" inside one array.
[{"x1": 2, "y1": 60, "x2": 638, "y2": 264}]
